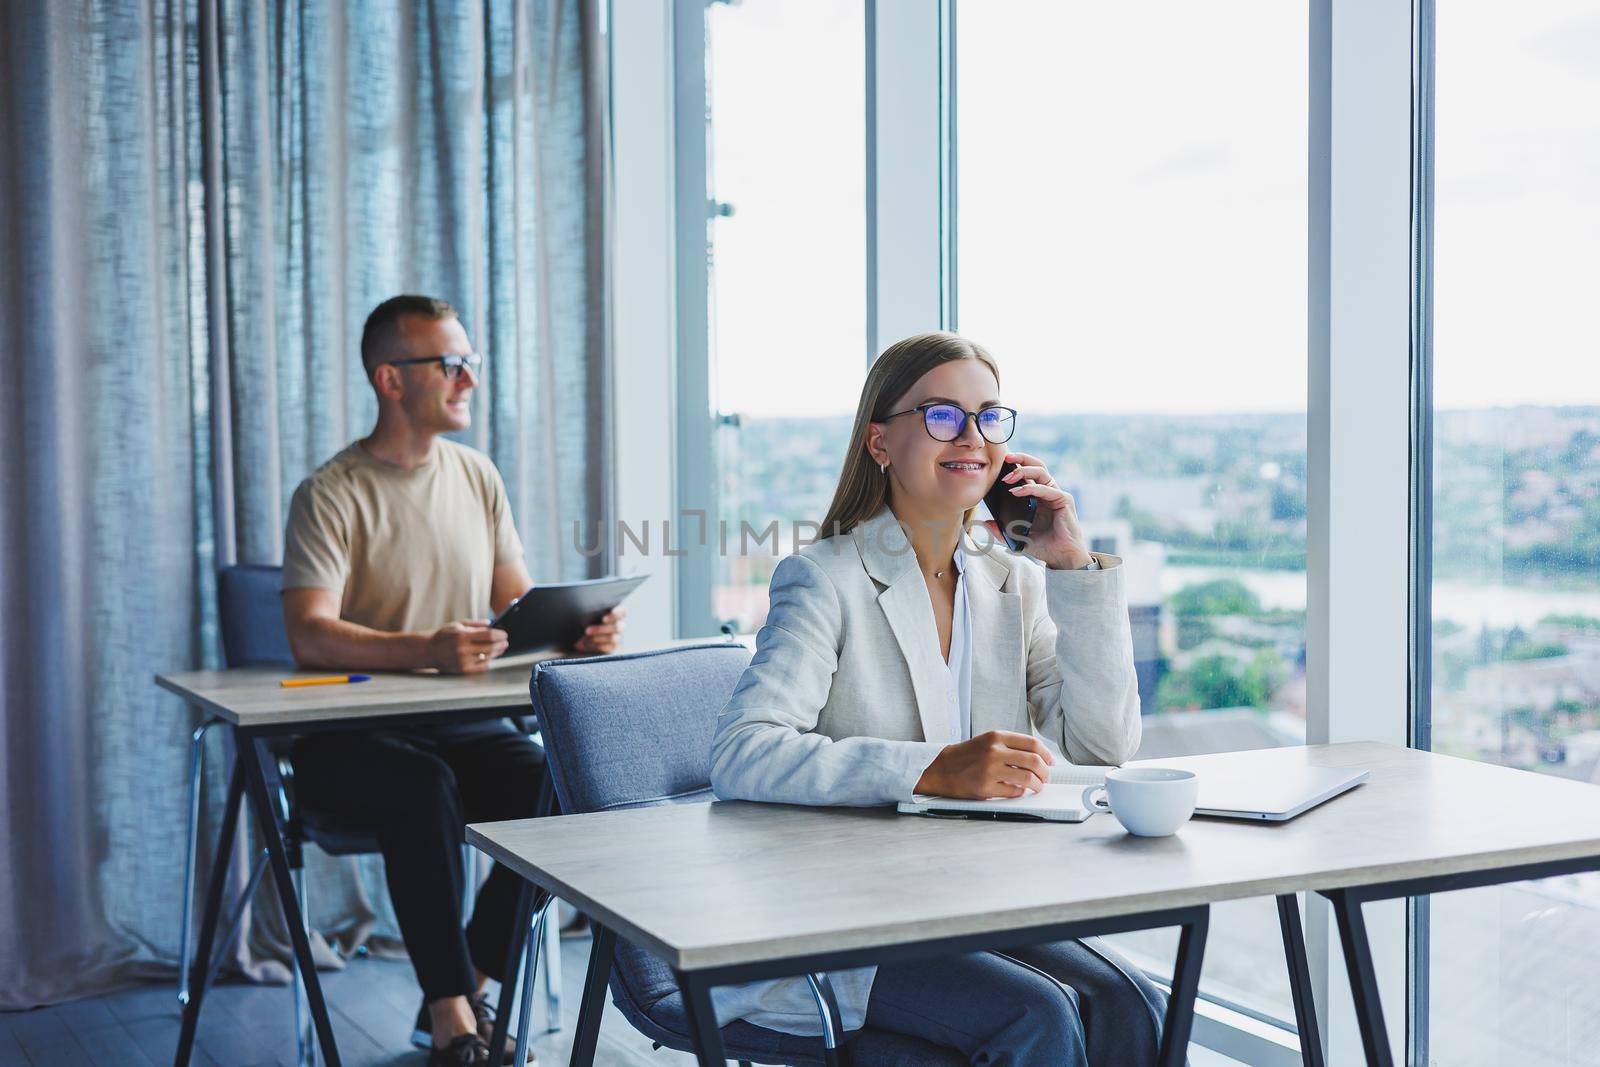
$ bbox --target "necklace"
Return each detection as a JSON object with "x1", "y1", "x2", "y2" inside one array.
[{"x1": 934, "y1": 569, "x2": 947, "y2": 579}]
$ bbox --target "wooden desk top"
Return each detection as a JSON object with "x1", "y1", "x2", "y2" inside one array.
[
  {"x1": 467, "y1": 742, "x2": 1600, "y2": 972},
  {"x1": 155, "y1": 653, "x2": 551, "y2": 728},
  {"x1": 156, "y1": 637, "x2": 754, "y2": 729}
]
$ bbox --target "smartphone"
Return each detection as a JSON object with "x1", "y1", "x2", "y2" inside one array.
[{"x1": 982, "y1": 461, "x2": 1038, "y2": 551}]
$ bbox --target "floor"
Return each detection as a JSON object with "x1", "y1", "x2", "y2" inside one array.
[{"x1": 0, "y1": 932, "x2": 1246, "y2": 1066}]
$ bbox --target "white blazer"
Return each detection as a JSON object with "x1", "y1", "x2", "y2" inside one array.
[{"x1": 707, "y1": 506, "x2": 1142, "y2": 1035}]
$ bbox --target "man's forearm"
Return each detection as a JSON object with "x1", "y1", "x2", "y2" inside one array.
[{"x1": 289, "y1": 616, "x2": 430, "y2": 671}]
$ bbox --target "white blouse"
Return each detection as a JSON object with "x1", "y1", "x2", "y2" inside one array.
[{"x1": 943, "y1": 546, "x2": 973, "y2": 742}]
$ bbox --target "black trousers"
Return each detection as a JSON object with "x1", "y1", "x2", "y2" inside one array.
[{"x1": 291, "y1": 722, "x2": 547, "y2": 1001}]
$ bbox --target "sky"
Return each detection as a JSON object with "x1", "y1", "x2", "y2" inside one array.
[{"x1": 704, "y1": 0, "x2": 1599, "y2": 419}]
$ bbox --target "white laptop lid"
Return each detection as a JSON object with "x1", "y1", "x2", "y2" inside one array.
[{"x1": 1129, "y1": 747, "x2": 1368, "y2": 821}]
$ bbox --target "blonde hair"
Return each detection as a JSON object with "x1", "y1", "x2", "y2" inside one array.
[{"x1": 819, "y1": 332, "x2": 1002, "y2": 537}]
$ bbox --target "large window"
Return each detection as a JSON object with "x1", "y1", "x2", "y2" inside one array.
[
  {"x1": 957, "y1": 0, "x2": 1309, "y2": 1026},
  {"x1": 673, "y1": 0, "x2": 1600, "y2": 1058},
  {"x1": 1426, "y1": 3, "x2": 1600, "y2": 1064},
  {"x1": 704, "y1": 0, "x2": 866, "y2": 634}
]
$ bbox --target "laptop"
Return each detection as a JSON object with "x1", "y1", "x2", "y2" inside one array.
[
  {"x1": 1127, "y1": 747, "x2": 1369, "y2": 822},
  {"x1": 896, "y1": 747, "x2": 1367, "y2": 824}
]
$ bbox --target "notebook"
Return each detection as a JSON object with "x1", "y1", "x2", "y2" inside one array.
[{"x1": 896, "y1": 765, "x2": 1109, "y2": 823}]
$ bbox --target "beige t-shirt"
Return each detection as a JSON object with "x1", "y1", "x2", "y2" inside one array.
[{"x1": 281, "y1": 439, "x2": 525, "y2": 633}]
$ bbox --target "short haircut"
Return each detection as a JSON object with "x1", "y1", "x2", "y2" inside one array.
[{"x1": 360, "y1": 294, "x2": 458, "y2": 380}]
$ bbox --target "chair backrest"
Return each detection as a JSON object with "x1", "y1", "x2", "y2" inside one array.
[
  {"x1": 218, "y1": 564, "x2": 295, "y2": 668},
  {"x1": 528, "y1": 641, "x2": 753, "y2": 1031},
  {"x1": 529, "y1": 641, "x2": 751, "y2": 814},
  {"x1": 219, "y1": 564, "x2": 382, "y2": 853}
]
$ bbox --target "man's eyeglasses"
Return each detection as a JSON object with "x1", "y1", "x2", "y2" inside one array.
[
  {"x1": 882, "y1": 402, "x2": 1018, "y2": 444},
  {"x1": 385, "y1": 353, "x2": 483, "y2": 380}
]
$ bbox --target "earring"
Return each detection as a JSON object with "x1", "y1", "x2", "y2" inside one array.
[{"x1": 879, "y1": 462, "x2": 888, "y2": 475}]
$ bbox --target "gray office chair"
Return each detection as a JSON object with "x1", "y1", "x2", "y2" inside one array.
[
  {"x1": 180, "y1": 565, "x2": 553, "y2": 1065},
  {"x1": 524, "y1": 642, "x2": 966, "y2": 1067}
]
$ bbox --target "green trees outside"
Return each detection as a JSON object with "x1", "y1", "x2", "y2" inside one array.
[
  {"x1": 1155, "y1": 650, "x2": 1286, "y2": 712},
  {"x1": 1157, "y1": 578, "x2": 1295, "y2": 712},
  {"x1": 1168, "y1": 578, "x2": 1261, "y2": 617}
]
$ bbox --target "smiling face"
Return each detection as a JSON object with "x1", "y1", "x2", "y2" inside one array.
[
  {"x1": 378, "y1": 313, "x2": 477, "y2": 434},
  {"x1": 867, "y1": 358, "x2": 1008, "y2": 518}
]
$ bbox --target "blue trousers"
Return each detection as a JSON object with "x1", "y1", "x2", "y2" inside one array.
[{"x1": 862, "y1": 937, "x2": 1172, "y2": 1066}]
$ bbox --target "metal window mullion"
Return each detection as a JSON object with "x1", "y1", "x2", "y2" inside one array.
[
  {"x1": 1308, "y1": 1, "x2": 1414, "y2": 1063},
  {"x1": 1407, "y1": 1, "x2": 1437, "y2": 1064},
  {"x1": 938, "y1": 0, "x2": 957, "y2": 332},
  {"x1": 608, "y1": 0, "x2": 679, "y2": 648},
  {"x1": 866, "y1": 0, "x2": 944, "y2": 359},
  {"x1": 864, "y1": 0, "x2": 877, "y2": 368},
  {"x1": 1305, "y1": 2, "x2": 1334, "y2": 1053},
  {"x1": 672, "y1": 0, "x2": 715, "y2": 636}
]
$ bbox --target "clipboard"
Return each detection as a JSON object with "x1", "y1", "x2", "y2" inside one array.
[{"x1": 490, "y1": 574, "x2": 649, "y2": 654}]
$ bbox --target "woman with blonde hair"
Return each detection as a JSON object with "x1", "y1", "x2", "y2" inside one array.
[{"x1": 709, "y1": 332, "x2": 1168, "y2": 1065}]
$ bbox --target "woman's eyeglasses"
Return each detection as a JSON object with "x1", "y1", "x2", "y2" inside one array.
[
  {"x1": 882, "y1": 402, "x2": 1017, "y2": 444},
  {"x1": 385, "y1": 352, "x2": 483, "y2": 380}
]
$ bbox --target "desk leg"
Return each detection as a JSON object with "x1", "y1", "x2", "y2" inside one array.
[
  {"x1": 570, "y1": 923, "x2": 616, "y2": 1067},
  {"x1": 488, "y1": 880, "x2": 536, "y2": 1065},
  {"x1": 676, "y1": 969, "x2": 727, "y2": 1067},
  {"x1": 1157, "y1": 905, "x2": 1209, "y2": 1067},
  {"x1": 178, "y1": 716, "x2": 222, "y2": 1007},
  {"x1": 173, "y1": 756, "x2": 244, "y2": 1067},
  {"x1": 1277, "y1": 894, "x2": 1326, "y2": 1067},
  {"x1": 240, "y1": 736, "x2": 342, "y2": 1067},
  {"x1": 1323, "y1": 889, "x2": 1393, "y2": 1067}
]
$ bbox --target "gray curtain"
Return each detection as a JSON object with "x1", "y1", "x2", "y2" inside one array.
[{"x1": 0, "y1": 0, "x2": 608, "y2": 1008}]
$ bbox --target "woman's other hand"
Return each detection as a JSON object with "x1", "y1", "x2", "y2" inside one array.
[
  {"x1": 1001, "y1": 451, "x2": 1093, "y2": 570},
  {"x1": 915, "y1": 730, "x2": 1057, "y2": 799}
]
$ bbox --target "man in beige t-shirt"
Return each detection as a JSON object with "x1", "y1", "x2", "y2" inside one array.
[{"x1": 282, "y1": 295, "x2": 621, "y2": 1067}]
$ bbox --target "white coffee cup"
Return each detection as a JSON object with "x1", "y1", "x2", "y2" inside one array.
[{"x1": 1081, "y1": 768, "x2": 1199, "y2": 837}]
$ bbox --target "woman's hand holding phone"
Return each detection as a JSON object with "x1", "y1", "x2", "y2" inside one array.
[
  {"x1": 915, "y1": 730, "x2": 1057, "y2": 799},
  {"x1": 1000, "y1": 451, "x2": 1093, "y2": 570}
]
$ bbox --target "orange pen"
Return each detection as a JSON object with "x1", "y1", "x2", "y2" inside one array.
[{"x1": 279, "y1": 674, "x2": 373, "y2": 688}]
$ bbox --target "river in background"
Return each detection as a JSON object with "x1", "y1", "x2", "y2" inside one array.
[{"x1": 1163, "y1": 565, "x2": 1600, "y2": 629}]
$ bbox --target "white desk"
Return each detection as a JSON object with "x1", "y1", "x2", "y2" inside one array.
[{"x1": 469, "y1": 742, "x2": 1600, "y2": 1067}]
